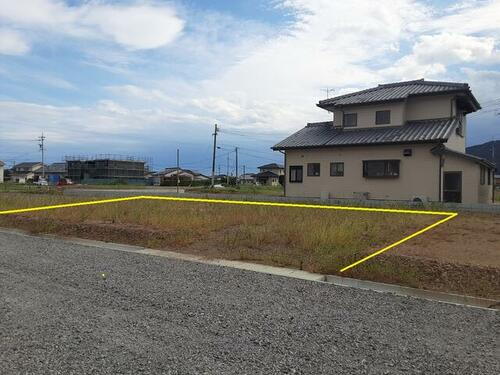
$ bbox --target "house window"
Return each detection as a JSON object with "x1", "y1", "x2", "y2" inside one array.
[
  {"x1": 330, "y1": 162, "x2": 344, "y2": 176},
  {"x1": 363, "y1": 160, "x2": 400, "y2": 178},
  {"x1": 289, "y1": 166, "x2": 303, "y2": 183},
  {"x1": 375, "y1": 110, "x2": 391, "y2": 125},
  {"x1": 343, "y1": 113, "x2": 357, "y2": 127},
  {"x1": 480, "y1": 166, "x2": 486, "y2": 185},
  {"x1": 307, "y1": 163, "x2": 321, "y2": 176}
]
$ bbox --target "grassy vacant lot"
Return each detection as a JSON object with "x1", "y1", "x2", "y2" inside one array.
[
  {"x1": 0, "y1": 182, "x2": 60, "y2": 194},
  {"x1": 0, "y1": 193, "x2": 498, "y2": 299},
  {"x1": 185, "y1": 184, "x2": 284, "y2": 196}
]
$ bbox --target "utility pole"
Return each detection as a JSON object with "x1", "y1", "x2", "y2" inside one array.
[
  {"x1": 38, "y1": 133, "x2": 46, "y2": 179},
  {"x1": 176, "y1": 148, "x2": 180, "y2": 194},
  {"x1": 243, "y1": 165, "x2": 246, "y2": 184},
  {"x1": 211, "y1": 124, "x2": 218, "y2": 187},
  {"x1": 235, "y1": 147, "x2": 239, "y2": 185}
]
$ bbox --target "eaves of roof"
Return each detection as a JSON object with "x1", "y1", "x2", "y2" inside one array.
[{"x1": 431, "y1": 145, "x2": 496, "y2": 169}]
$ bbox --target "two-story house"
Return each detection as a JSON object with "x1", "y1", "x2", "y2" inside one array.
[
  {"x1": 11, "y1": 162, "x2": 45, "y2": 184},
  {"x1": 255, "y1": 163, "x2": 284, "y2": 186},
  {"x1": 273, "y1": 79, "x2": 495, "y2": 204}
]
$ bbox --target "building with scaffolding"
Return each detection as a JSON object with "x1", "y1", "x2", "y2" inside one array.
[{"x1": 65, "y1": 155, "x2": 149, "y2": 185}]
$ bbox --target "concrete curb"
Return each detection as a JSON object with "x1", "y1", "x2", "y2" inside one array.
[
  {"x1": 325, "y1": 275, "x2": 499, "y2": 310},
  {"x1": 0, "y1": 227, "x2": 498, "y2": 310}
]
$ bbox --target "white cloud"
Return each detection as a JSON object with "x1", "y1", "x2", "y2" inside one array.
[
  {"x1": 0, "y1": 29, "x2": 30, "y2": 55},
  {"x1": 412, "y1": 33, "x2": 497, "y2": 65},
  {"x1": 430, "y1": 0, "x2": 500, "y2": 35},
  {"x1": 0, "y1": 0, "x2": 73, "y2": 26},
  {"x1": 82, "y1": 4, "x2": 184, "y2": 50},
  {"x1": 0, "y1": 0, "x2": 184, "y2": 50},
  {"x1": 0, "y1": 99, "x2": 209, "y2": 147},
  {"x1": 380, "y1": 32, "x2": 499, "y2": 80},
  {"x1": 462, "y1": 68, "x2": 500, "y2": 101}
]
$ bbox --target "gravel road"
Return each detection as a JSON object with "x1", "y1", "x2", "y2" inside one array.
[{"x1": 1, "y1": 231, "x2": 498, "y2": 374}]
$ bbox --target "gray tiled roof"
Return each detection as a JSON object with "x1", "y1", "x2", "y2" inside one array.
[
  {"x1": 318, "y1": 79, "x2": 480, "y2": 110},
  {"x1": 272, "y1": 118, "x2": 458, "y2": 150},
  {"x1": 13, "y1": 162, "x2": 42, "y2": 169},
  {"x1": 258, "y1": 163, "x2": 283, "y2": 169}
]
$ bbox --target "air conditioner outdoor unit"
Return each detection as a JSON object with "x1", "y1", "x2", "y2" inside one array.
[{"x1": 412, "y1": 195, "x2": 429, "y2": 203}]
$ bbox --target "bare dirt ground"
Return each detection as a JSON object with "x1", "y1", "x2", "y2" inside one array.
[{"x1": 396, "y1": 212, "x2": 500, "y2": 268}]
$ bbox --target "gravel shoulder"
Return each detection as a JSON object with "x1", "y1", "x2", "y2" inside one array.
[{"x1": 0, "y1": 232, "x2": 499, "y2": 374}]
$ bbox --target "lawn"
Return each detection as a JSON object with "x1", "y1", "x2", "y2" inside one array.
[{"x1": 0, "y1": 192, "x2": 498, "y2": 299}]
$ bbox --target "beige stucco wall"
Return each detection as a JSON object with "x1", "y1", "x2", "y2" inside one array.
[
  {"x1": 444, "y1": 125, "x2": 466, "y2": 153},
  {"x1": 406, "y1": 94, "x2": 454, "y2": 121},
  {"x1": 285, "y1": 144, "x2": 440, "y2": 201},
  {"x1": 0, "y1": 165, "x2": 4, "y2": 183},
  {"x1": 333, "y1": 102, "x2": 405, "y2": 127},
  {"x1": 331, "y1": 94, "x2": 457, "y2": 128},
  {"x1": 441, "y1": 154, "x2": 493, "y2": 204}
]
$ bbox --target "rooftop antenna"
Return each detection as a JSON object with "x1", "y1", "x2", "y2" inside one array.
[
  {"x1": 321, "y1": 88, "x2": 335, "y2": 99},
  {"x1": 321, "y1": 88, "x2": 336, "y2": 125}
]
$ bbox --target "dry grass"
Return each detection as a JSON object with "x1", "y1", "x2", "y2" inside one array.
[{"x1": 0, "y1": 193, "x2": 433, "y2": 272}]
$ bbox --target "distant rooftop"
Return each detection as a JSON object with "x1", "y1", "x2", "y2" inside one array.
[
  {"x1": 317, "y1": 79, "x2": 480, "y2": 113},
  {"x1": 12, "y1": 162, "x2": 42, "y2": 169},
  {"x1": 258, "y1": 163, "x2": 283, "y2": 169}
]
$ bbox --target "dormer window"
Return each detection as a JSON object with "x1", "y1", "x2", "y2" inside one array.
[
  {"x1": 375, "y1": 110, "x2": 391, "y2": 125},
  {"x1": 343, "y1": 113, "x2": 357, "y2": 127}
]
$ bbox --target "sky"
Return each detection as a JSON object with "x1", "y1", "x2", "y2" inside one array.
[{"x1": 0, "y1": 0, "x2": 499, "y2": 174}]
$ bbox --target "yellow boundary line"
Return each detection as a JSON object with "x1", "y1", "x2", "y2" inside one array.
[{"x1": 0, "y1": 195, "x2": 457, "y2": 272}]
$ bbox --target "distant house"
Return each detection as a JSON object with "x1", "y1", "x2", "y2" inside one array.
[
  {"x1": 273, "y1": 79, "x2": 495, "y2": 204},
  {"x1": 147, "y1": 172, "x2": 162, "y2": 186},
  {"x1": 155, "y1": 168, "x2": 210, "y2": 185},
  {"x1": 0, "y1": 161, "x2": 4, "y2": 183},
  {"x1": 11, "y1": 162, "x2": 45, "y2": 183},
  {"x1": 254, "y1": 163, "x2": 284, "y2": 186},
  {"x1": 239, "y1": 173, "x2": 256, "y2": 184},
  {"x1": 46, "y1": 163, "x2": 68, "y2": 184}
]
